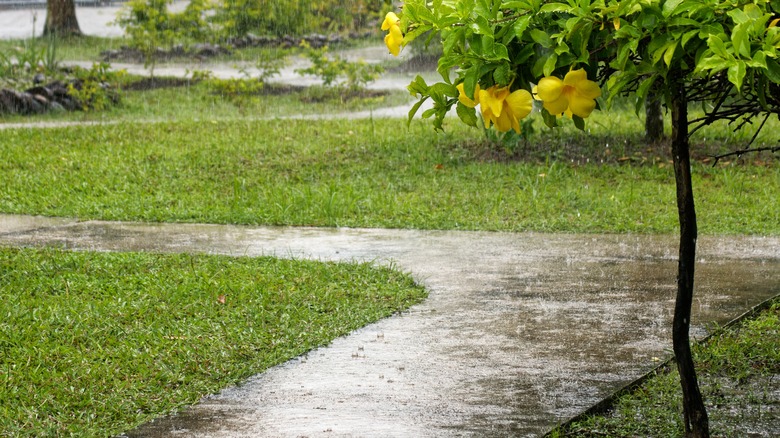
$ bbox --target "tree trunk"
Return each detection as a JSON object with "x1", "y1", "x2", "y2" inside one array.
[
  {"x1": 43, "y1": 0, "x2": 82, "y2": 37},
  {"x1": 645, "y1": 93, "x2": 664, "y2": 142},
  {"x1": 670, "y1": 75, "x2": 710, "y2": 437}
]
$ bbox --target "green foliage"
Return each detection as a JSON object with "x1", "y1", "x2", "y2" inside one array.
[
  {"x1": 254, "y1": 48, "x2": 289, "y2": 82},
  {"x1": 205, "y1": 77, "x2": 263, "y2": 111},
  {"x1": 214, "y1": 0, "x2": 307, "y2": 37},
  {"x1": 0, "y1": 36, "x2": 59, "y2": 88},
  {"x1": 67, "y1": 62, "x2": 125, "y2": 111},
  {"x1": 115, "y1": 0, "x2": 214, "y2": 72},
  {"x1": 213, "y1": 0, "x2": 387, "y2": 38},
  {"x1": 296, "y1": 45, "x2": 384, "y2": 90},
  {"x1": 397, "y1": 0, "x2": 780, "y2": 135}
]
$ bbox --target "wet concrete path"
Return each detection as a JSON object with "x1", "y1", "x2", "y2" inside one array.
[{"x1": 1, "y1": 214, "x2": 778, "y2": 436}]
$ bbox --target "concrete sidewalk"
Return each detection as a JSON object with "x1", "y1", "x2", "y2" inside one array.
[{"x1": 1, "y1": 214, "x2": 778, "y2": 436}]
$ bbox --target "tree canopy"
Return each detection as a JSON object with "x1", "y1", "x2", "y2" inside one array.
[{"x1": 384, "y1": 0, "x2": 780, "y2": 137}]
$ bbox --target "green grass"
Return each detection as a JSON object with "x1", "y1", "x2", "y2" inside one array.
[
  {"x1": 0, "y1": 36, "x2": 125, "y2": 64},
  {"x1": 0, "y1": 117, "x2": 777, "y2": 234},
  {"x1": 0, "y1": 246, "x2": 426, "y2": 437},
  {"x1": 554, "y1": 299, "x2": 780, "y2": 437}
]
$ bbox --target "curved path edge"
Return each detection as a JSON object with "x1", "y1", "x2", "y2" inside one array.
[{"x1": 1, "y1": 214, "x2": 778, "y2": 437}]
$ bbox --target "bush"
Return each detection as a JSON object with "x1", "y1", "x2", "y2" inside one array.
[
  {"x1": 213, "y1": 0, "x2": 389, "y2": 38},
  {"x1": 115, "y1": 0, "x2": 214, "y2": 71},
  {"x1": 295, "y1": 44, "x2": 383, "y2": 90}
]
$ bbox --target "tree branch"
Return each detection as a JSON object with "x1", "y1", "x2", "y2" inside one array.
[{"x1": 712, "y1": 144, "x2": 780, "y2": 166}]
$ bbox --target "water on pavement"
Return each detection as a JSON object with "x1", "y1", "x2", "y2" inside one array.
[{"x1": 1, "y1": 215, "x2": 777, "y2": 436}]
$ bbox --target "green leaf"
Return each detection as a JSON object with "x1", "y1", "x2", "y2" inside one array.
[
  {"x1": 612, "y1": 39, "x2": 638, "y2": 71},
  {"x1": 572, "y1": 114, "x2": 585, "y2": 131},
  {"x1": 428, "y1": 83, "x2": 458, "y2": 105},
  {"x1": 462, "y1": 68, "x2": 480, "y2": 100},
  {"x1": 541, "y1": 107, "x2": 558, "y2": 128},
  {"x1": 530, "y1": 29, "x2": 553, "y2": 48},
  {"x1": 662, "y1": 0, "x2": 684, "y2": 18},
  {"x1": 543, "y1": 53, "x2": 559, "y2": 77},
  {"x1": 442, "y1": 27, "x2": 465, "y2": 55},
  {"x1": 695, "y1": 56, "x2": 731, "y2": 74},
  {"x1": 699, "y1": 24, "x2": 725, "y2": 39},
  {"x1": 472, "y1": 16, "x2": 492, "y2": 36},
  {"x1": 569, "y1": 20, "x2": 592, "y2": 61},
  {"x1": 747, "y1": 51, "x2": 767, "y2": 70},
  {"x1": 407, "y1": 75, "x2": 429, "y2": 97},
  {"x1": 493, "y1": 63, "x2": 512, "y2": 84},
  {"x1": 764, "y1": 58, "x2": 780, "y2": 83},
  {"x1": 456, "y1": 102, "x2": 478, "y2": 127},
  {"x1": 727, "y1": 61, "x2": 746, "y2": 90},
  {"x1": 727, "y1": 8, "x2": 750, "y2": 25},
  {"x1": 539, "y1": 3, "x2": 570, "y2": 13},
  {"x1": 663, "y1": 41, "x2": 678, "y2": 67},
  {"x1": 707, "y1": 35, "x2": 732, "y2": 60},
  {"x1": 437, "y1": 56, "x2": 461, "y2": 83},
  {"x1": 513, "y1": 15, "x2": 532, "y2": 40},
  {"x1": 634, "y1": 75, "x2": 658, "y2": 115},
  {"x1": 492, "y1": 42, "x2": 509, "y2": 61},
  {"x1": 681, "y1": 29, "x2": 699, "y2": 48},
  {"x1": 403, "y1": 24, "x2": 434, "y2": 46},
  {"x1": 407, "y1": 97, "x2": 428, "y2": 126}
]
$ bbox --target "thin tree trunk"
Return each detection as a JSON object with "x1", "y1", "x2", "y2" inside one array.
[
  {"x1": 43, "y1": 0, "x2": 82, "y2": 37},
  {"x1": 645, "y1": 93, "x2": 664, "y2": 142},
  {"x1": 670, "y1": 75, "x2": 710, "y2": 437}
]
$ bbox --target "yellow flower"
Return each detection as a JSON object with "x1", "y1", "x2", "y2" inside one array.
[
  {"x1": 474, "y1": 85, "x2": 533, "y2": 133},
  {"x1": 381, "y1": 12, "x2": 400, "y2": 31},
  {"x1": 382, "y1": 12, "x2": 403, "y2": 56},
  {"x1": 613, "y1": 17, "x2": 621, "y2": 30},
  {"x1": 535, "y1": 69, "x2": 601, "y2": 119},
  {"x1": 456, "y1": 82, "x2": 480, "y2": 107}
]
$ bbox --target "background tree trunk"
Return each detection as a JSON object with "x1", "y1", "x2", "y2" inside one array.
[
  {"x1": 43, "y1": 0, "x2": 82, "y2": 37},
  {"x1": 645, "y1": 93, "x2": 664, "y2": 142},
  {"x1": 670, "y1": 76, "x2": 710, "y2": 438}
]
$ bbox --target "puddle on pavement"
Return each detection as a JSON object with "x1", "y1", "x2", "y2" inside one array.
[{"x1": 1, "y1": 216, "x2": 778, "y2": 437}]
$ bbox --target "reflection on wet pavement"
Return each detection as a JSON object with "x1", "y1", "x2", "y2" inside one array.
[{"x1": 1, "y1": 215, "x2": 777, "y2": 436}]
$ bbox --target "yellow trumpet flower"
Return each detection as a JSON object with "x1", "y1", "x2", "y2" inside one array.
[{"x1": 535, "y1": 69, "x2": 601, "y2": 119}]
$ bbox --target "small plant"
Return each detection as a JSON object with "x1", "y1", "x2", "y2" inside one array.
[
  {"x1": 296, "y1": 44, "x2": 383, "y2": 91},
  {"x1": 206, "y1": 77, "x2": 263, "y2": 111},
  {"x1": 115, "y1": 0, "x2": 214, "y2": 76},
  {"x1": 255, "y1": 49, "x2": 288, "y2": 83},
  {"x1": 67, "y1": 62, "x2": 125, "y2": 111},
  {"x1": 185, "y1": 68, "x2": 214, "y2": 82},
  {"x1": 0, "y1": 36, "x2": 59, "y2": 87}
]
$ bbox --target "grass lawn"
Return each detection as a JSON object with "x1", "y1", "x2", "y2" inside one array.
[
  {"x1": 552, "y1": 299, "x2": 780, "y2": 437},
  {"x1": 0, "y1": 116, "x2": 777, "y2": 234},
  {"x1": 0, "y1": 247, "x2": 426, "y2": 437}
]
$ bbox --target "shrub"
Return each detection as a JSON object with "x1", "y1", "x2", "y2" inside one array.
[{"x1": 213, "y1": 0, "x2": 389, "y2": 38}]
